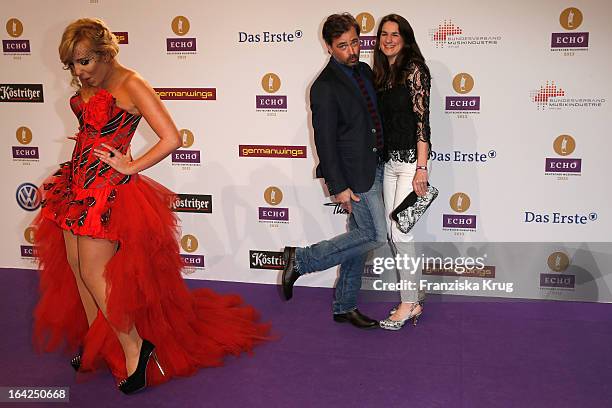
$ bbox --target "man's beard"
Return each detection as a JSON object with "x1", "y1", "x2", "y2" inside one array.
[{"x1": 344, "y1": 54, "x2": 359, "y2": 66}]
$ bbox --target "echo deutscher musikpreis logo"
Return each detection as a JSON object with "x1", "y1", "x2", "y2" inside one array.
[
  {"x1": 445, "y1": 73, "x2": 480, "y2": 115},
  {"x1": 443, "y1": 192, "x2": 477, "y2": 231},
  {"x1": 540, "y1": 251, "x2": 575, "y2": 290},
  {"x1": 21, "y1": 226, "x2": 37, "y2": 259},
  {"x1": 0, "y1": 84, "x2": 43, "y2": 102},
  {"x1": 355, "y1": 12, "x2": 376, "y2": 53},
  {"x1": 545, "y1": 134, "x2": 581, "y2": 176},
  {"x1": 259, "y1": 186, "x2": 289, "y2": 224},
  {"x1": 257, "y1": 73, "x2": 287, "y2": 113},
  {"x1": 429, "y1": 19, "x2": 501, "y2": 48},
  {"x1": 12, "y1": 126, "x2": 39, "y2": 161},
  {"x1": 530, "y1": 81, "x2": 605, "y2": 111},
  {"x1": 551, "y1": 7, "x2": 589, "y2": 53},
  {"x1": 249, "y1": 250, "x2": 284, "y2": 270},
  {"x1": 180, "y1": 234, "x2": 205, "y2": 271},
  {"x1": 167, "y1": 16, "x2": 196, "y2": 54},
  {"x1": 171, "y1": 129, "x2": 201, "y2": 166},
  {"x1": 239, "y1": 145, "x2": 306, "y2": 158},
  {"x1": 3, "y1": 18, "x2": 30, "y2": 55},
  {"x1": 172, "y1": 194, "x2": 212, "y2": 213}
]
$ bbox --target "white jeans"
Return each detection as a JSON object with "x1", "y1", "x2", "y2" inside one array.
[{"x1": 383, "y1": 159, "x2": 423, "y2": 303}]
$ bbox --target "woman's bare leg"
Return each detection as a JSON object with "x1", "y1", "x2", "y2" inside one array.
[
  {"x1": 77, "y1": 235, "x2": 143, "y2": 376},
  {"x1": 62, "y1": 230, "x2": 98, "y2": 326}
]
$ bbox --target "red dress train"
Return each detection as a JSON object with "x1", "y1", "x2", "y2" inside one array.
[{"x1": 33, "y1": 89, "x2": 270, "y2": 385}]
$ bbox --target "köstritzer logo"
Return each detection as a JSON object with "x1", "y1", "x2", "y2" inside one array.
[
  {"x1": 443, "y1": 192, "x2": 476, "y2": 230},
  {"x1": 249, "y1": 250, "x2": 284, "y2": 270},
  {"x1": 172, "y1": 194, "x2": 212, "y2": 213},
  {"x1": 0, "y1": 84, "x2": 43, "y2": 102},
  {"x1": 16, "y1": 182, "x2": 41, "y2": 211}
]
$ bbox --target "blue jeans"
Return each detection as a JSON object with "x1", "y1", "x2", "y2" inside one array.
[{"x1": 295, "y1": 164, "x2": 387, "y2": 314}]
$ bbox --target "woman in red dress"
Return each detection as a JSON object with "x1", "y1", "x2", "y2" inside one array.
[{"x1": 33, "y1": 18, "x2": 269, "y2": 394}]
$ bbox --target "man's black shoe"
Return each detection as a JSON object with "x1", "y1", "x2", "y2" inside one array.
[
  {"x1": 281, "y1": 246, "x2": 299, "y2": 300},
  {"x1": 333, "y1": 309, "x2": 378, "y2": 329}
]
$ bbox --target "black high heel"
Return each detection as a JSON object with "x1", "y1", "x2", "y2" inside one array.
[
  {"x1": 70, "y1": 354, "x2": 81, "y2": 371},
  {"x1": 117, "y1": 339, "x2": 165, "y2": 395},
  {"x1": 70, "y1": 346, "x2": 83, "y2": 371}
]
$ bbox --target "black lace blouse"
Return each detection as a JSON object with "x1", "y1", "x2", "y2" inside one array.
[{"x1": 377, "y1": 61, "x2": 431, "y2": 163}]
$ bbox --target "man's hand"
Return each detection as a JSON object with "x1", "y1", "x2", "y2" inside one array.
[{"x1": 333, "y1": 188, "x2": 360, "y2": 214}]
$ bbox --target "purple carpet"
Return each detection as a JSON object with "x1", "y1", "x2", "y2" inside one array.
[{"x1": 1, "y1": 267, "x2": 611, "y2": 407}]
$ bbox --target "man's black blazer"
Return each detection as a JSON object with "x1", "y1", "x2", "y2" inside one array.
[{"x1": 310, "y1": 58, "x2": 380, "y2": 195}]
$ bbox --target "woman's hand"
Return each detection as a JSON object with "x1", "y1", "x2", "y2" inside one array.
[
  {"x1": 412, "y1": 168, "x2": 428, "y2": 197},
  {"x1": 93, "y1": 143, "x2": 135, "y2": 175}
]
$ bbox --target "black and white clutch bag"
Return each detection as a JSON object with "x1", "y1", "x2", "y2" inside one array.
[{"x1": 390, "y1": 184, "x2": 439, "y2": 234}]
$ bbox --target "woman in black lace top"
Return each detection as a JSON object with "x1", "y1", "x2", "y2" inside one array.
[{"x1": 373, "y1": 14, "x2": 431, "y2": 330}]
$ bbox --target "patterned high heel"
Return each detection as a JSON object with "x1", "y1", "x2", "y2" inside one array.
[
  {"x1": 388, "y1": 292, "x2": 426, "y2": 316},
  {"x1": 118, "y1": 339, "x2": 165, "y2": 395},
  {"x1": 379, "y1": 301, "x2": 424, "y2": 331}
]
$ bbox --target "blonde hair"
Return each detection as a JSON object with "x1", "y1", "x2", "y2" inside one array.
[{"x1": 59, "y1": 18, "x2": 119, "y2": 86}]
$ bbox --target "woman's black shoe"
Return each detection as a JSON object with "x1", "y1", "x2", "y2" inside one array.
[
  {"x1": 70, "y1": 354, "x2": 81, "y2": 371},
  {"x1": 118, "y1": 339, "x2": 165, "y2": 395}
]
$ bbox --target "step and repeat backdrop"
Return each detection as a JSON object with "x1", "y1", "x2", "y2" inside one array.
[{"x1": 2, "y1": 0, "x2": 611, "y2": 302}]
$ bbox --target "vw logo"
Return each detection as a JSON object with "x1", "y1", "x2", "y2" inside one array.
[{"x1": 16, "y1": 182, "x2": 41, "y2": 211}]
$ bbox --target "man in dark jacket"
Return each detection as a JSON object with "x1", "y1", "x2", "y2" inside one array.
[{"x1": 281, "y1": 13, "x2": 386, "y2": 329}]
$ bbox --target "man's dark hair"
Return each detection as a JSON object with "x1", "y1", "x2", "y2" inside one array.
[{"x1": 322, "y1": 13, "x2": 360, "y2": 45}]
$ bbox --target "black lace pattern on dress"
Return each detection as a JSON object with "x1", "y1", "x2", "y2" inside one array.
[{"x1": 378, "y1": 62, "x2": 432, "y2": 163}]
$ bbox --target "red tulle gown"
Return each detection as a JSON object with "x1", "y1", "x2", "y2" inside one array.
[{"x1": 33, "y1": 89, "x2": 270, "y2": 385}]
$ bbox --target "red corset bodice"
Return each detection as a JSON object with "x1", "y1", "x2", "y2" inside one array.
[{"x1": 69, "y1": 89, "x2": 142, "y2": 189}]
